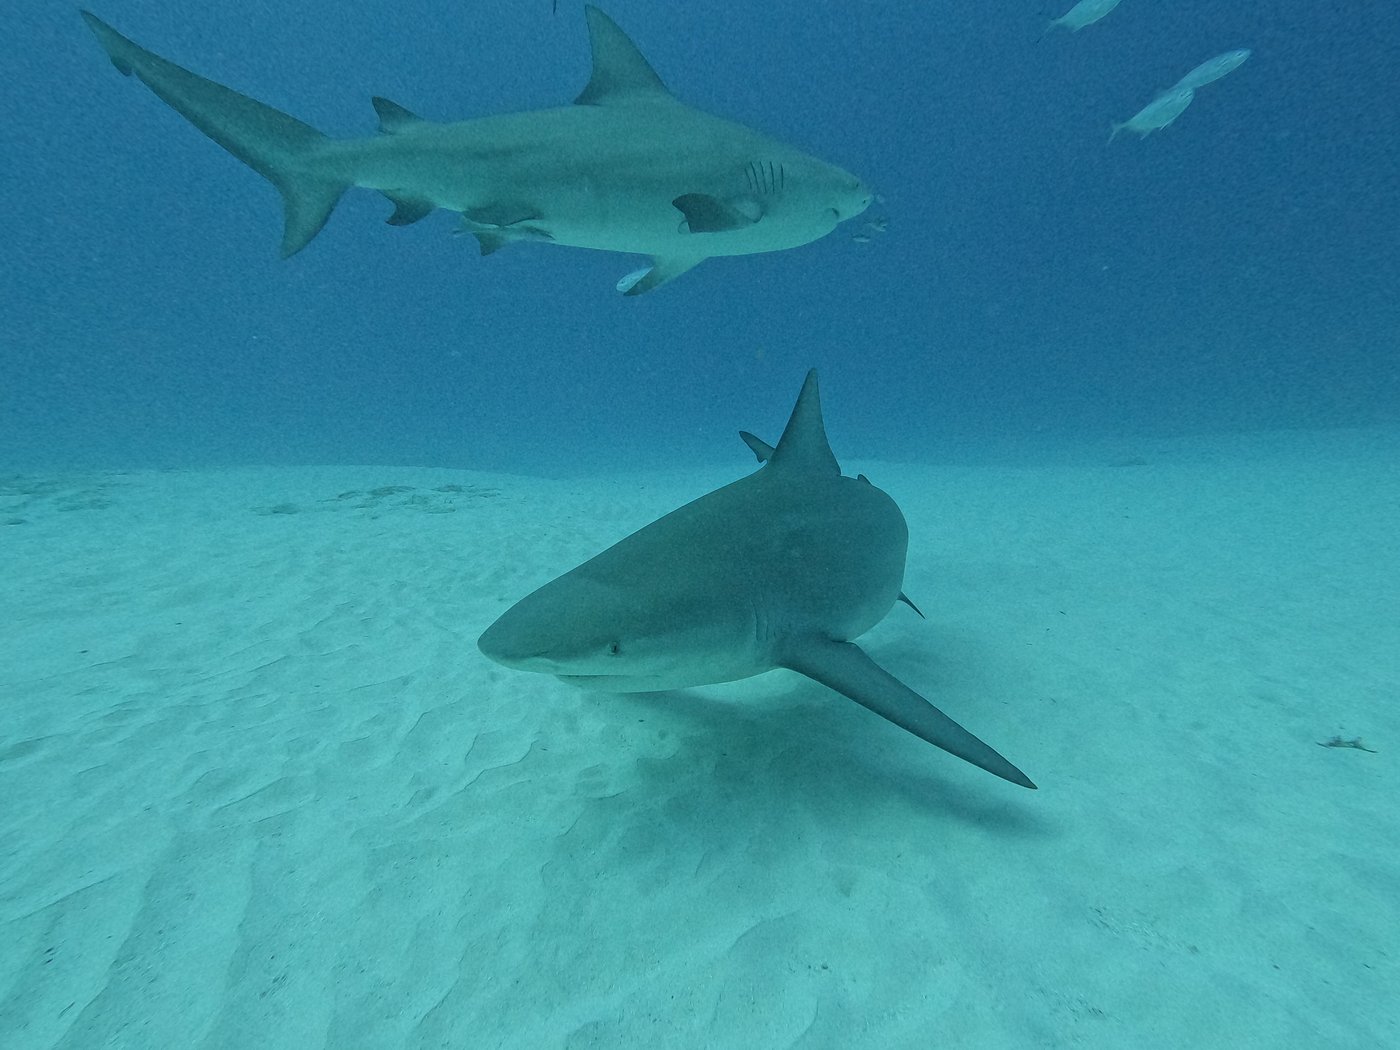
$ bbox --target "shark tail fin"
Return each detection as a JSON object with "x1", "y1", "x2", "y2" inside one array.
[
  {"x1": 1108, "y1": 122, "x2": 1125, "y2": 143},
  {"x1": 81, "y1": 11, "x2": 347, "y2": 256}
]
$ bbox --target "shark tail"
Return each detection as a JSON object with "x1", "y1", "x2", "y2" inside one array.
[
  {"x1": 1108, "y1": 121, "x2": 1124, "y2": 144},
  {"x1": 81, "y1": 12, "x2": 347, "y2": 256}
]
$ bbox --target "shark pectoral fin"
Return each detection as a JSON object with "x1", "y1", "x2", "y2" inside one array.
[
  {"x1": 673, "y1": 194, "x2": 762, "y2": 233},
  {"x1": 382, "y1": 193, "x2": 434, "y2": 226},
  {"x1": 782, "y1": 638, "x2": 1036, "y2": 789},
  {"x1": 617, "y1": 255, "x2": 704, "y2": 296}
]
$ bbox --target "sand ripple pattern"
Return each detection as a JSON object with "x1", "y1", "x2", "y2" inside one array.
[{"x1": 2, "y1": 451, "x2": 1398, "y2": 1049}]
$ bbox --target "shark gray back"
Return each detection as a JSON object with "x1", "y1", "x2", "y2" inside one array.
[
  {"x1": 81, "y1": 6, "x2": 872, "y2": 293},
  {"x1": 479, "y1": 372, "x2": 1036, "y2": 789}
]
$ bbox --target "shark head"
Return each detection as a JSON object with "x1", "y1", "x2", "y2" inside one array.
[
  {"x1": 478, "y1": 565, "x2": 761, "y2": 690},
  {"x1": 702, "y1": 155, "x2": 872, "y2": 250}
]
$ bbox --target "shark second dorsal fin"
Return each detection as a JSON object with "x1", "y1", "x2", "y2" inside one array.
[
  {"x1": 574, "y1": 6, "x2": 671, "y2": 106},
  {"x1": 739, "y1": 430, "x2": 775, "y2": 462},
  {"x1": 770, "y1": 370, "x2": 840, "y2": 476},
  {"x1": 372, "y1": 96, "x2": 424, "y2": 133}
]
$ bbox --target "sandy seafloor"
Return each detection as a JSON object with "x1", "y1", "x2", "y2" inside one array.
[{"x1": 2, "y1": 425, "x2": 1397, "y2": 1050}]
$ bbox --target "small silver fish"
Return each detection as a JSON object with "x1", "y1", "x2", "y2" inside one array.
[
  {"x1": 1171, "y1": 48, "x2": 1251, "y2": 92},
  {"x1": 1046, "y1": 0, "x2": 1123, "y2": 34},
  {"x1": 1110, "y1": 86, "x2": 1194, "y2": 142},
  {"x1": 851, "y1": 216, "x2": 888, "y2": 243}
]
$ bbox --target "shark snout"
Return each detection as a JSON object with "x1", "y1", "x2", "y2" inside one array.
[
  {"x1": 834, "y1": 181, "x2": 874, "y2": 222},
  {"x1": 478, "y1": 601, "x2": 598, "y2": 674},
  {"x1": 477, "y1": 616, "x2": 544, "y2": 670}
]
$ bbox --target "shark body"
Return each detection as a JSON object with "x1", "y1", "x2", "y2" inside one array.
[
  {"x1": 478, "y1": 372, "x2": 1036, "y2": 789},
  {"x1": 81, "y1": 7, "x2": 872, "y2": 294}
]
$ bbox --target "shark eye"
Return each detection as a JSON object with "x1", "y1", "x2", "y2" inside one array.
[{"x1": 607, "y1": 641, "x2": 622, "y2": 657}]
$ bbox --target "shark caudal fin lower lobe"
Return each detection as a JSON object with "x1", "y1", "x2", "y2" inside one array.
[{"x1": 81, "y1": 11, "x2": 347, "y2": 256}]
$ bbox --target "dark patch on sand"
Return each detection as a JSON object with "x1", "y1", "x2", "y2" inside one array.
[
  {"x1": 255, "y1": 481, "x2": 501, "y2": 517},
  {"x1": 0, "y1": 474, "x2": 125, "y2": 517}
]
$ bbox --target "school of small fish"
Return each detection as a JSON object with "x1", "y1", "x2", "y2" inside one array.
[{"x1": 1044, "y1": 1, "x2": 1250, "y2": 142}]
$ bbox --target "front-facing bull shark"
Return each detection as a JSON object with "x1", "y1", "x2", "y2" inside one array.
[
  {"x1": 479, "y1": 372, "x2": 1037, "y2": 790},
  {"x1": 81, "y1": 7, "x2": 873, "y2": 294}
]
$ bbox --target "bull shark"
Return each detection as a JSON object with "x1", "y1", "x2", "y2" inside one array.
[
  {"x1": 80, "y1": 7, "x2": 873, "y2": 294},
  {"x1": 478, "y1": 372, "x2": 1036, "y2": 789}
]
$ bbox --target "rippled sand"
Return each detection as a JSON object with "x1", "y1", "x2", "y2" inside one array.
[{"x1": 3, "y1": 433, "x2": 1397, "y2": 1048}]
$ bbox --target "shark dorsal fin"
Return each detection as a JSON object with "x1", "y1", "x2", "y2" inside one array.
[
  {"x1": 372, "y1": 97, "x2": 424, "y2": 133},
  {"x1": 574, "y1": 6, "x2": 671, "y2": 106},
  {"x1": 769, "y1": 369, "x2": 840, "y2": 476}
]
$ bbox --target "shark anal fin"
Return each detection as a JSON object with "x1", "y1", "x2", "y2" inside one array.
[
  {"x1": 783, "y1": 637, "x2": 1036, "y2": 789},
  {"x1": 372, "y1": 96, "x2": 424, "y2": 133},
  {"x1": 383, "y1": 193, "x2": 434, "y2": 226},
  {"x1": 674, "y1": 193, "x2": 762, "y2": 233}
]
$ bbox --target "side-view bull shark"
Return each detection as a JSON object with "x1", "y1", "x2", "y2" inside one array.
[
  {"x1": 478, "y1": 372, "x2": 1037, "y2": 789},
  {"x1": 80, "y1": 7, "x2": 873, "y2": 294}
]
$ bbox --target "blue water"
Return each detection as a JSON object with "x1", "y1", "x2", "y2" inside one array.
[{"x1": 3, "y1": 0, "x2": 1397, "y2": 475}]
